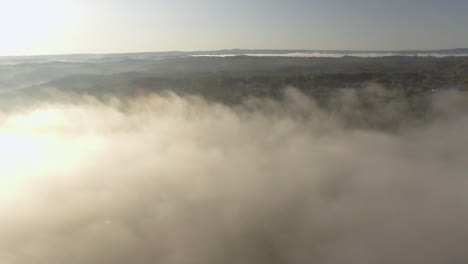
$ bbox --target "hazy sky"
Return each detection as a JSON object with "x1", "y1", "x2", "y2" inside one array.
[{"x1": 1, "y1": 0, "x2": 468, "y2": 56}]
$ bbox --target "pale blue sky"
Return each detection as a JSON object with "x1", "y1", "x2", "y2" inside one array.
[{"x1": 1, "y1": 0, "x2": 468, "y2": 55}]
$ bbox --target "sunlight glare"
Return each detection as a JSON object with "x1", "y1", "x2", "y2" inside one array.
[{"x1": 0, "y1": 107, "x2": 105, "y2": 198}]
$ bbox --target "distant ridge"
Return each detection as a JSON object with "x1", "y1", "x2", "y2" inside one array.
[{"x1": 1, "y1": 48, "x2": 468, "y2": 64}]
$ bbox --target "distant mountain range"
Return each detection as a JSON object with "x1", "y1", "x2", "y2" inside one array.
[{"x1": 1, "y1": 48, "x2": 468, "y2": 65}]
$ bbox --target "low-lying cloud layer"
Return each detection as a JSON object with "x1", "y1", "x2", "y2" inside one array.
[
  {"x1": 1, "y1": 88, "x2": 467, "y2": 264},
  {"x1": 192, "y1": 52, "x2": 468, "y2": 58}
]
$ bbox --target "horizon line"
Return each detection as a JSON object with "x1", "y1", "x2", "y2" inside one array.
[{"x1": 2, "y1": 48, "x2": 468, "y2": 59}]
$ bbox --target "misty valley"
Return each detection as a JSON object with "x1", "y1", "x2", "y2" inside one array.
[{"x1": 1, "y1": 52, "x2": 468, "y2": 263}]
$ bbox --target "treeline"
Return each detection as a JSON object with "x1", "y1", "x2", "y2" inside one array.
[{"x1": 8, "y1": 55, "x2": 468, "y2": 104}]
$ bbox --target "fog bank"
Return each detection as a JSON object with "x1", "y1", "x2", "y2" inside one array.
[{"x1": 1, "y1": 88, "x2": 467, "y2": 264}]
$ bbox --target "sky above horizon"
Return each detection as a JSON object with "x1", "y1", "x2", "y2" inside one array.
[{"x1": 1, "y1": 0, "x2": 468, "y2": 56}]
